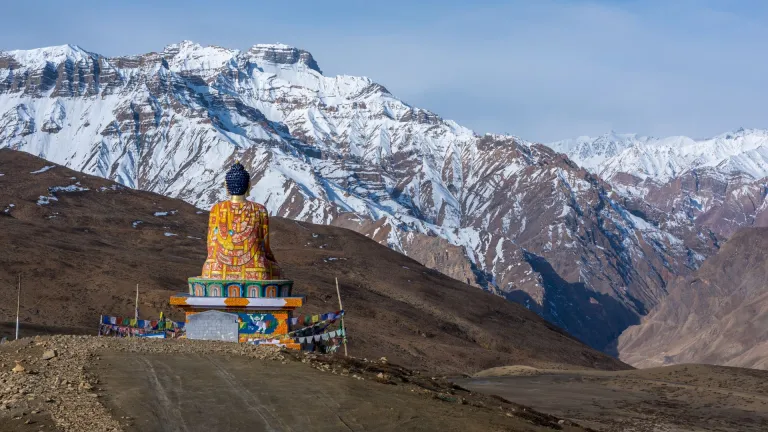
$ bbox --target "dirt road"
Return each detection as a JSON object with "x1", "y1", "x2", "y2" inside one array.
[
  {"x1": 93, "y1": 352, "x2": 562, "y2": 432},
  {"x1": 2, "y1": 336, "x2": 589, "y2": 431}
]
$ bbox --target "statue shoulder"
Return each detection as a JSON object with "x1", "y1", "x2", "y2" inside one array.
[{"x1": 252, "y1": 202, "x2": 267, "y2": 213}]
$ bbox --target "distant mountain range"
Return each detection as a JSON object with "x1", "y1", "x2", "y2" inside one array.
[
  {"x1": 549, "y1": 129, "x2": 768, "y2": 239},
  {"x1": 549, "y1": 128, "x2": 768, "y2": 183},
  {"x1": 1, "y1": 41, "x2": 752, "y2": 357},
  {"x1": 550, "y1": 129, "x2": 768, "y2": 368}
]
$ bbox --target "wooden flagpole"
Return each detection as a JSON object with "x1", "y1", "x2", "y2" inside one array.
[
  {"x1": 335, "y1": 277, "x2": 348, "y2": 357},
  {"x1": 15, "y1": 274, "x2": 20, "y2": 340},
  {"x1": 135, "y1": 284, "x2": 139, "y2": 321}
]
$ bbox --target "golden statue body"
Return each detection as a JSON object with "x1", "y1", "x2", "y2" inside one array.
[
  {"x1": 199, "y1": 162, "x2": 281, "y2": 281},
  {"x1": 201, "y1": 197, "x2": 282, "y2": 280}
]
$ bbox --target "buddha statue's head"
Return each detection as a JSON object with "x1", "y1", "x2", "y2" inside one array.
[{"x1": 225, "y1": 161, "x2": 251, "y2": 201}]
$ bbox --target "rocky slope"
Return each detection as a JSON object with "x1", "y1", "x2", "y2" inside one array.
[
  {"x1": 550, "y1": 127, "x2": 768, "y2": 369},
  {"x1": 618, "y1": 227, "x2": 768, "y2": 370},
  {"x1": 0, "y1": 148, "x2": 627, "y2": 374},
  {"x1": 0, "y1": 42, "x2": 717, "y2": 352}
]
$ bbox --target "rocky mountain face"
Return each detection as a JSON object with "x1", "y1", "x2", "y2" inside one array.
[
  {"x1": 0, "y1": 41, "x2": 717, "y2": 352},
  {"x1": 549, "y1": 130, "x2": 768, "y2": 239},
  {"x1": 551, "y1": 131, "x2": 768, "y2": 368},
  {"x1": 618, "y1": 228, "x2": 768, "y2": 370}
]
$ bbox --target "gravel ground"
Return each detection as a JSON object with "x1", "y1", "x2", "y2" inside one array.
[{"x1": 0, "y1": 336, "x2": 284, "y2": 431}]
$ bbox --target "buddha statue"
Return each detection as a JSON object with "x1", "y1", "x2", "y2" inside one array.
[
  {"x1": 200, "y1": 162, "x2": 282, "y2": 280},
  {"x1": 171, "y1": 161, "x2": 302, "y2": 347}
]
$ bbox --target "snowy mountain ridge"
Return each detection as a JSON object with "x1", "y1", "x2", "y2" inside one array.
[
  {"x1": 549, "y1": 128, "x2": 768, "y2": 183},
  {"x1": 0, "y1": 41, "x2": 719, "y2": 351}
]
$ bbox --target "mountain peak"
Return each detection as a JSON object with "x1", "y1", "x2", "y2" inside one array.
[
  {"x1": 162, "y1": 40, "x2": 202, "y2": 53},
  {"x1": 3, "y1": 44, "x2": 94, "y2": 68},
  {"x1": 160, "y1": 41, "x2": 238, "y2": 72},
  {"x1": 244, "y1": 43, "x2": 322, "y2": 74}
]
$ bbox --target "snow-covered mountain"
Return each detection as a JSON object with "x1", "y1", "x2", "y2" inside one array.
[
  {"x1": 0, "y1": 41, "x2": 719, "y2": 351},
  {"x1": 549, "y1": 129, "x2": 768, "y2": 183},
  {"x1": 549, "y1": 129, "x2": 768, "y2": 238}
]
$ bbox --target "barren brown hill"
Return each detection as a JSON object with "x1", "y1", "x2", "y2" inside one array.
[
  {"x1": 0, "y1": 148, "x2": 626, "y2": 374},
  {"x1": 462, "y1": 363, "x2": 768, "y2": 431},
  {"x1": 618, "y1": 227, "x2": 768, "y2": 370}
]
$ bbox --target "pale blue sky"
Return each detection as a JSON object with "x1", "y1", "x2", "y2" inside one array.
[{"x1": 2, "y1": 0, "x2": 766, "y2": 142}]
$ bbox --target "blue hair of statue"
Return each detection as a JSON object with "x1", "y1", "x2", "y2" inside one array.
[{"x1": 225, "y1": 162, "x2": 250, "y2": 195}]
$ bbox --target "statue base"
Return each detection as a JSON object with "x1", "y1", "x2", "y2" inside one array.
[{"x1": 171, "y1": 278, "x2": 304, "y2": 348}]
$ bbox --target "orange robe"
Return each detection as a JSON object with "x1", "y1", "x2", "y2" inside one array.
[{"x1": 200, "y1": 200, "x2": 282, "y2": 280}]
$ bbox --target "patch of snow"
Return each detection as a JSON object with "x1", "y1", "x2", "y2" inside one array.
[
  {"x1": 48, "y1": 184, "x2": 89, "y2": 193},
  {"x1": 154, "y1": 210, "x2": 178, "y2": 217},
  {"x1": 97, "y1": 185, "x2": 124, "y2": 192},
  {"x1": 30, "y1": 166, "x2": 55, "y2": 174},
  {"x1": 164, "y1": 232, "x2": 178, "y2": 237},
  {"x1": 324, "y1": 257, "x2": 347, "y2": 262},
  {"x1": 132, "y1": 220, "x2": 143, "y2": 228},
  {"x1": 36, "y1": 196, "x2": 58, "y2": 205}
]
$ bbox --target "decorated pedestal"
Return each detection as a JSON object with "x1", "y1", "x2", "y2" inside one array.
[
  {"x1": 187, "y1": 278, "x2": 295, "y2": 298},
  {"x1": 170, "y1": 278, "x2": 304, "y2": 348}
]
